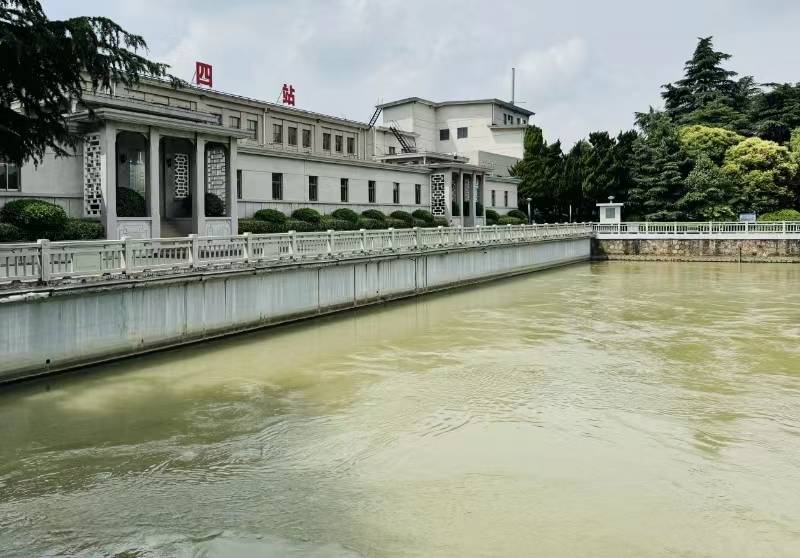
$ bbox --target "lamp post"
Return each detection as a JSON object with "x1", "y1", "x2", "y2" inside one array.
[{"x1": 526, "y1": 197, "x2": 533, "y2": 224}]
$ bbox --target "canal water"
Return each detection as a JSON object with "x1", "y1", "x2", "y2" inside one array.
[{"x1": 1, "y1": 261, "x2": 800, "y2": 557}]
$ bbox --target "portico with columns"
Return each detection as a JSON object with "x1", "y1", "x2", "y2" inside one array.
[{"x1": 427, "y1": 164, "x2": 486, "y2": 227}]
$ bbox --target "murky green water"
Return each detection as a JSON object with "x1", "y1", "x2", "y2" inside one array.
[{"x1": 2, "y1": 261, "x2": 800, "y2": 557}]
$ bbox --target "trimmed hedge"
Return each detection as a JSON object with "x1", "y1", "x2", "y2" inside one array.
[
  {"x1": 389, "y1": 210, "x2": 414, "y2": 226},
  {"x1": 432, "y1": 217, "x2": 449, "y2": 227},
  {"x1": 498, "y1": 216, "x2": 524, "y2": 225},
  {"x1": 485, "y1": 209, "x2": 500, "y2": 224},
  {"x1": 205, "y1": 192, "x2": 225, "y2": 217},
  {"x1": 1, "y1": 199, "x2": 67, "y2": 231},
  {"x1": 63, "y1": 218, "x2": 105, "y2": 240},
  {"x1": 385, "y1": 217, "x2": 411, "y2": 229},
  {"x1": 117, "y1": 188, "x2": 146, "y2": 217},
  {"x1": 291, "y1": 207, "x2": 322, "y2": 223},
  {"x1": 411, "y1": 209, "x2": 434, "y2": 225},
  {"x1": 759, "y1": 209, "x2": 800, "y2": 221},
  {"x1": 361, "y1": 209, "x2": 386, "y2": 221},
  {"x1": 330, "y1": 208, "x2": 360, "y2": 224},
  {"x1": 253, "y1": 208, "x2": 287, "y2": 225},
  {"x1": 239, "y1": 219, "x2": 285, "y2": 234},
  {"x1": 0, "y1": 222, "x2": 22, "y2": 242},
  {"x1": 320, "y1": 216, "x2": 359, "y2": 231},
  {"x1": 358, "y1": 217, "x2": 385, "y2": 230},
  {"x1": 507, "y1": 209, "x2": 528, "y2": 221},
  {"x1": 286, "y1": 219, "x2": 318, "y2": 232}
]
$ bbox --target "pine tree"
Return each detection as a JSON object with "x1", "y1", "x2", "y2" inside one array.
[{"x1": 582, "y1": 132, "x2": 618, "y2": 204}]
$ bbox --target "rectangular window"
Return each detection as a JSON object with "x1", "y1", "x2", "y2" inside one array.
[
  {"x1": 308, "y1": 175, "x2": 318, "y2": 201},
  {"x1": 393, "y1": 182, "x2": 400, "y2": 204},
  {"x1": 346, "y1": 137, "x2": 355, "y2": 154},
  {"x1": 322, "y1": 132, "x2": 331, "y2": 151},
  {"x1": 335, "y1": 135, "x2": 343, "y2": 153},
  {"x1": 229, "y1": 116, "x2": 241, "y2": 129},
  {"x1": 273, "y1": 124, "x2": 283, "y2": 144},
  {"x1": 517, "y1": 117, "x2": 521, "y2": 125},
  {"x1": 439, "y1": 129, "x2": 449, "y2": 140},
  {"x1": 210, "y1": 112, "x2": 222, "y2": 125},
  {"x1": 0, "y1": 162, "x2": 20, "y2": 191},
  {"x1": 415, "y1": 184, "x2": 421, "y2": 205},
  {"x1": 457, "y1": 127, "x2": 468, "y2": 139},
  {"x1": 302, "y1": 129, "x2": 311, "y2": 148},
  {"x1": 368, "y1": 180, "x2": 376, "y2": 203},
  {"x1": 388, "y1": 146, "x2": 396, "y2": 155},
  {"x1": 246, "y1": 119, "x2": 258, "y2": 140},
  {"x1": 605, "y1": 207, "x2": 616, "y2": 219},
  {"x1": 272, "y1": 172, "x2": 283, "y2": 200},
  {"x1": 236, "y1": 169, "x2": 243, "y2": 199},
  {"x1": 340, "y1": 178, "x2": 349, "y2": 202},
  {"x1": 504, "y1": 191, "x2": 508, "y2": 207},
  {"x1": 491, "y1": 189, "x2": 496, "y2": 207},
  {"x1": 287, "y1": 126, "x2": 297, "y2": 146}
]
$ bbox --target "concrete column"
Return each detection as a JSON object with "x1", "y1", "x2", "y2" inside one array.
[
  {"x1": 193, "y1": 136, "x2": 206, "y2": 236},
  {"x1": 457, "y1": 171, "x2": 464, "y2": 226},
  {"x1": 103, "y1": 122, "x2": 118, "y2": 239},
  {"x1": 228, "y1": 136, "x2": 238, "y2": 236},
  {"x1": 470, "y1": 171, "x2": 477, "y2": 226},
  {"x1": 148, "y1": 127, "x2": 161, "y2": 238}
]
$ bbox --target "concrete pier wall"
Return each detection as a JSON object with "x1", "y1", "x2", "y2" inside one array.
[
  {"x1": 592, "y1": 238, "x2": 800, "y2": 262},
  {"x1": 1, "y1": 237, "x2": 589, "y2": 383}
]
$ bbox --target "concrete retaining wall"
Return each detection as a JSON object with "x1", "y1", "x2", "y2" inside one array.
[
  {"x1": 593, "y1": 238, "x2": 800, "y2": 262},
  {"x1": 1, "y1": 237, "x2": 589, "y2": 383}
]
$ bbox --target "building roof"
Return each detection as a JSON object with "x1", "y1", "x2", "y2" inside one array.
[{"x1": 377, "y1": 97, "x2": 535, "y2": 117}]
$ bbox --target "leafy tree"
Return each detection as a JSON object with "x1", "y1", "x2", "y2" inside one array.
[
  {"x1": 721, "y1": 137, "x2": 797, "y2": 214},
  {"x1": 582, "y1": 132, "x2": 618, "y2": 204},
  {"x1": 561, "y1": 140, "x2": 590, "y2": 220},
  {"x1": 749, "y1": 83, "x2": 800, "y2": 143},
  {"x1": 678, "y1": 125, "x2": 744, "y2": 164},
  {"x1": 676, "y1": 154, "x2": 736, "y2": 220},
  {"x1": 510, "y1": 125, "x2": 564, "y2": 221},
  {"x1": 0, "y1": 0, "x2": 180, "y2": 164},
  {"x1": 613, "y1": 129, "x2": 638, "y2": 200}
]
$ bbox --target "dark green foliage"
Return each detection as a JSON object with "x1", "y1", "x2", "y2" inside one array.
[
  {"x1": 330, "y1": 208, "x2": 360, "y2": 223},
  {"x1": 485, "y1": 209, "x2": 499, "y2": 224},
  {"x1": 507, "y1": 209, "x2": 527, "y2": 221},
  {"x1": 0, "y1": 222, "x2": 22, "y2": 242},
  {"x1": 116, "y1": 187, "x2": 146, "y2": 217},
  {"x1": 360, "y1": 209, "x2": 386, "y2": 221},
  {"x1": 411, "y1": 209, "x2": 434, "y2": 225},
  {"x1": 291, "y1": 208, "x2": 322, "y2": 223},
  {"x1": 358, "y1": 218, "x2": 385, "y2": 230},
  {"x1": 412, "y1": 218, "x2": 428, "y2": 227},
  {"x1": 238, "y1": 219, "x2": 285, "y2": 234},
  {"x1": 0, "y1": 0, "x2": 181, "y2": 165},
  {"x1": 432, "y1": 217, "x2": 449, "y2": 227},
  {"x1": 285, "y1": 219, "x2": 318, "y2": 232},
  {"x1": 385, "y1": 217, "x2": 411, "y2": 229},
  {"x1": 498, "y1": 216, "x2": 524, "y2": 225},
  {"x1": 676, "y1": 155, "x2": 736, "y2": 220},
  {"x1": 253, "y1": 208, "x2": 287, "y2": 225},
  {"x1": 759, "y1": 209, "x2": 800, "y2": 221},
  {"x1": 320, "y1": 216, "x2": 359, "y2": 231},
  {"x1": 62, "y1": 218, "x2": 104, "y2": 240},
  {"x1": 389, "y1": 210, "x2": 414, "y2": 225},
  {"x1": 204, "y1": 192, "x2": 225, "y2": 217},
  {"x1": 0, "y1": 199, "x2": 67, "y2": 237}
]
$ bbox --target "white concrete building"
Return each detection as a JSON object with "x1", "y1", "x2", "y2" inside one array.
[{"x1": 3, "y1": 80, "x2": 527, "y2": 239}]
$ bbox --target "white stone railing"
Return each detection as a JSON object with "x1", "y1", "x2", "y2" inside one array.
[
  {"x1": 0, "y1": 223, "x2": 592, "y2": 286},
  {"x1": 594, "y1": 221, "x2": 800, "y2": 238}
]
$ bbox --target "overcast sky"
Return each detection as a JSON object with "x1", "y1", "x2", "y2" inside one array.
[{"x1": 42, "y1": 0, "x2": 800, "y2": 146}]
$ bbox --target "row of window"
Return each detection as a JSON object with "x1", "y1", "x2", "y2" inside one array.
[
  {"x1": 266, "y1": 173, "x2": 421, "y2": 204},
  {"x1": 217, "y1": 114, "x2": 259, "y2": 140},
  {"x1": 490, "y1": 190, "x2": 510, "y2": 207},
  {"x1": 503, "y1": 113, "x2": 524, "y2": 125},
  {"x1": 439, "y1": 127, "x2": 469, "y2": 141}
]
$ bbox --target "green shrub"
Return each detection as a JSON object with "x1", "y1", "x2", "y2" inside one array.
[
  {"x1": 411, "y1": 209, "x2": 434, "y2": 225},
  {"x1": 432, "y1": 217, "x2": 449, "y2": 227},
  {"x1": 412, "y1": 218, "x2": 428, "y2": 228},
  {"x1": 116, "y1": 188, "x2": 146, "y2": 217},
  {"x1": 485, "y1": 209, "x2": 500, "y2": 224},
  {"x1": 361, "y1": 209, "x2": 386, "y2": 221},
  {"x1": 758, "y1": 209, "x2": 800, "y2": 221},
  {"x1": 205, "y1": 192, "x2": 225, "y2": 217},
  {"x1": 253, "y1": 208, "x2": 287, "y2": 225},
  {"x1": 291, "y1": 207, "x2": 322, "y2": 223},
  {"x1": 385, "y1": 217, "x2": 411, "y2": 229},
  {"x1": 239, "y1": 219, "x2": 286, "y2": 234},
  {"x1": 330, "y1": 208, "x2": 360, "y2": 224},
  {"x1": 358, "y1": 217, "x2": 385, "y2": 230},
  {"x1": 0, "y1": 222, "x2": 22, "y2": 242},
  {"x1": 389, "y1": 210, "x2": 414, "y2": 225},
  {"x1": 285, "y1": 219, "x2": 318, "y2": 232},
  {"x1": 0, "y1": 199, "x2": 68, "y2": 232},
  {"x1": 320, "y1": 216, "x2": 359, "y2": 231},
  {"x1": 63, "y1": 218, "x2": 105, "y2": 240},
  {"x1": 498, "y1": 216, "x2": 524, "y2": 225},
  {"x1": 507, "y1": 209, "x2": 528, "y2": 221}
]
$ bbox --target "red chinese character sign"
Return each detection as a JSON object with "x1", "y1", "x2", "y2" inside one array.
[
  {"x1": 195, "y1": 62, "x2": 213, "y2": 87},
  {"x1": 282, "y1": 84, "x2": 295, "y2": 106}
]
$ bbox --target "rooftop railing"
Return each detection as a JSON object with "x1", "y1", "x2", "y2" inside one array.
[
  {"x1": 0, "y1": 223, "x2": 592, "y2": 287},
  {"x1": 593, "y1": 221, "x2": 800, "y2": 236}
]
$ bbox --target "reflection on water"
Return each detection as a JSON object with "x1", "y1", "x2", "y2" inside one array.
[{"x1": 1, "y1": 261, "x2": 800, "y2": 557}]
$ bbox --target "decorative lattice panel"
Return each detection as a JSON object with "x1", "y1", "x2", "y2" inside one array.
[
  {"x1": 83, "y1": 134, "x2": 103, "y2": 216},
  {"x1": 173, "y1": 153, "x2": 189, "y2": 199},
  {"x1": 206, "y1": 146, "x2": 227, "y2": 210},
  {"x1": 430, "y1": 173, "x2": 446, "y2": 216}
]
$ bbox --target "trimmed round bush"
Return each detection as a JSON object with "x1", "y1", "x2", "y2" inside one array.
[
  {"x1": 63, "y1": 218, "x2": 105, "y2": 240},
  {"x1": 330, "y1": 208, "x2": 360, "y2": 224},
  {"x1": 507, "y1": 209, "x2": 527, "y2": 221},
  {"x1": 498, "y1": 216, "x2": 524, "y2": 225},
  {"x1": 320, "y1": 216, "x2": 359, "y2": 231},
  {"x1": 0, "y1": 222, "x2": 22, "y2": 242},
  {"x1": 361, "y1": 209, "x2": 386, "y2": 221},
  {"x1": 254, "y1": 208, "x2": 287, "y2": 225},
  {"x1": 0, "y1": 199, "x2": 67, "y2": 231},
  {"x1": 358, "y1": 217, "x2": 385, "y2": 230},
  {"x1": 389, "y1": 210, "x2": 414, "y2": 226},
  {"x1": 385, "y1": 217, "x2": 411, "y2": 229},
  {"x1": 117, "y1": 188, "x2": 146, "y2": 217},
  {"x1": 285, "y1": 219, "x2": 318, "y2": 232},
  {"x1": 239, "y1": 219, "x2": 286, "y2": 234},
  {"x1": 412, "y1": 218, "x2": 428, "y2": 228},
  {"x1": 759, "y1": 209, "x2": 800, "y2": 221},
  {"x1": 411, "y1": 209, "x2": 434, "y2": 225},
  {"x1": 291, "y1": 208, "x2": 322, "y2": 224},
  {"x1": 432, "y1": 217, "x2": 449, "y2": 227},
  {"x1": 485, "y1": 209, "x2": 500, "y2": 224},
  {"x1": 205, "y1": 192, "x2": 225, "y2": 217}
]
